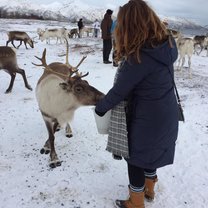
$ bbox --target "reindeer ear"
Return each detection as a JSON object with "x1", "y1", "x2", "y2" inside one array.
[{"x1": 59, "y1": 82, "x2": 72, "y2": 91}]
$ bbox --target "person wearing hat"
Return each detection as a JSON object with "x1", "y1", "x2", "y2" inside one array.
[{"x1": 101, "y1": 9, "x2": 113, "y2": 64}]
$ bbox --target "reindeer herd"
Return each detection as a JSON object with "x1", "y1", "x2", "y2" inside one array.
[
  {"x1": 166, "y1": 28, "x2": 208, "y2": 78},
  {"x1": 0, "y1": 22, "x2": 208, "y2": 168}
]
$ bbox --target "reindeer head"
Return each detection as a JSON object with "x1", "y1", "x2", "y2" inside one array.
[
  {"x1": 33, "y1": 39, "x2": 104, "y2": 106},
  {"x1": 28, "y1": 39, "x2": 34, "y2": 48},
  {"x1": 59, "y1": 74, "x2": 104, "y2": 106}
]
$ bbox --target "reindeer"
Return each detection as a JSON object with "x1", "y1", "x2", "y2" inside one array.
[
  {"x1": 37, "y1": 28, "x2": 44, "y2": 39},
  {"x1": 193, "y1": 35, "x2": 208, "y2": 55},
  {"x1": 6, "y1": 31, "x2": 34, "y2": 49},
  {"x1": 68, "y1": 28, "x2": 79, "y2": 38},
  {"x1": 32, "y1": 40, "x2": 104, "y2": 168},
  {"x1": 0, "y1": 46, "x2": 32, "y2": 93},
  {"x1": 82, "y1": 27, "x2": 94, "y2": 37},
  {"x1": 176, "y1": 37, "x2": 194, "y2": 78},
  {"x1": 39, "y1": 28, "x2": 69, "y2": 44}
]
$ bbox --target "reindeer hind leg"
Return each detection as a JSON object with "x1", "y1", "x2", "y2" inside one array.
[
  {"x1": 5, "y1": 71, "x2": 16, "y2": 93},
  {"x1": 16, "y1": 68, "x2": 32, "y2": 91},
  {"x1": 188, "y1": 55, "x2": 192, "y2": 79}
]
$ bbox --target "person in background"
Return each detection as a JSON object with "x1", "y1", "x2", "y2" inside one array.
[
  {"x1": 101, "y1": 9, "x2": 113, "y2": 64},
  {"x1": 77, "y1": 18, "x2": 84, "y2": 38},
  {"x1": 93, "y1": 19, "x2": 100, "y2": 38},
  {"x1": 95, "y1": 0, "x2": 179, "y2": 207},
  {"x1": 111, "y1": 19, "x2": 119, "y2": 67}
]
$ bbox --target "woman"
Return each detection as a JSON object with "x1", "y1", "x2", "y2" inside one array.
[{"x1": 95, "y1": 0, "x2": 179, "y2": 207}]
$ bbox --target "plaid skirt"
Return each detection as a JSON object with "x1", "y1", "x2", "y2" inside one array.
[{"x1": 106, "y1": 100, "x2": 129, "y2": 158}]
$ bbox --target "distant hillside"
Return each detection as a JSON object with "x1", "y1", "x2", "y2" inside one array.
[{"x1": 0, "y1": 0, "x2": 207, "y2": 35}]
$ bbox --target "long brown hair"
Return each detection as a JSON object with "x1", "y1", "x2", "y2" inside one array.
[{"x1": 115, "y1": 0, "x2": 168, "y2": 63}]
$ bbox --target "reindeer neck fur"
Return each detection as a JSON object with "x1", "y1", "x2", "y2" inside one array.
[
  {"x1": 37, "y1": 62, "x2": 73, "y2": 84},
  {"x1": 36, "y1": 74, "x2": 81, "y2": 126}
]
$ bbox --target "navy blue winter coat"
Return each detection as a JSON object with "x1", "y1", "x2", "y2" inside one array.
[{"x1": 95, "y1": 38, "x2": 179, "y2": 169}]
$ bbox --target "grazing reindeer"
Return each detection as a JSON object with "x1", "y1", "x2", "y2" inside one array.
[
  {"x1": 193, "y1": 35, "x2": 208, "y2": 55},
  {"x1": 68, "y1": 28, "x2": 79, "y2": 38},
  {"x1": 0, "y1": 46, "x2": 32, "y2": 93},
  {"x1": 39, "y1": 28, "x2": 69, "y2": 44},
  {"x1": 176, "y1": 37, "x2": 194, "y2": 78},
  {"x1": 32, "y1": 41, "x2": 104, "y2": 168},
  {"x1": 6, "y1": 31, "x2": 34, "y2": 49}
]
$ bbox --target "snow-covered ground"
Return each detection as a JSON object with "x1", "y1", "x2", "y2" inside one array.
[{"x1": 0, "y1": 18, "x2": 208, "y2": 208}]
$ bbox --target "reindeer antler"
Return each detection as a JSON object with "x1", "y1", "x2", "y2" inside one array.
[
  {"x1": 75, "y1": 56, "x2": 87, "y2": 69},
  {"x1": 64, "y1": 38, "x2": 87, "y2": 76},
  {"x1": 80, "y1": 72, "x2": 89, "y2": 78},
  {"x1": 33, "y1": 42, "x2": 89, "y2": 79},
  {"x1": 32, "y1": 48, "x2": 47, "y2": 67},
  {"x1": 65, "y1": 38, "x2": 72, "y2": 68},
  {"x1": 32, "y1": 49, "x2": 69, "y2": 78}
]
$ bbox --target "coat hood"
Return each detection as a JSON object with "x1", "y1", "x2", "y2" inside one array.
[
  {"x1": 141, "y1": 37, "x2": 178, "y2": 66},
  {"x1": 104, "y1": 13, "x2": 111, "y2": 20}
]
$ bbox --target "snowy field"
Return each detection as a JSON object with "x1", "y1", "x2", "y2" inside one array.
[{"x1": 0, "y1": 18, "x2": 208, "y2": 208}]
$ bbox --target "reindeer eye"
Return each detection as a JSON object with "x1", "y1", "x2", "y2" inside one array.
[{"x1": 75, "y1": 86, "x2": 83, "y2": 93}]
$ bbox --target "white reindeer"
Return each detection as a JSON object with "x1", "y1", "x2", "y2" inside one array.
[
  {"x1": 39, "y1": 27, "x2": 69, "y2": 44},
  {"x1": 79, "y1": 27, "x2": 94, "y2": 38},
  {"x1": 32, "y1": 41, "x2": 104, "y2": 168},
  {"x1": 176, "y1": 36, "x2": 194, "y2": 78}
]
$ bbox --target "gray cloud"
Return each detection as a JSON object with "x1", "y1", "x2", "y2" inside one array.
[{"x1": 148, "y1": 0, "x2": 208, "y2": 25}]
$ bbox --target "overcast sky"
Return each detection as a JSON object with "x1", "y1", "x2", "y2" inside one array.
[{"x1": 30, "y1": 0, "x2": 207, "y2": 25}]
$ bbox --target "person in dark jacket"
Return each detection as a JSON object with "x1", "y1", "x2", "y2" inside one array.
[
  {"x1": 101, "y1": 9, "x2": 113, "y2": 64},
  {"x1": 77, "y1": 18, "x2": 84, "y2": 38},
  {"x1": 95, "y1": 0, "x2": 179, "y2": 207}
]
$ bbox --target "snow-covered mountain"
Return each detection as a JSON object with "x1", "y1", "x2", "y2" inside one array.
[
  {"x1": 0, "y1": 0, "x2": 207, "y2": 34},
  {"x1": 0, "y1": 0, "x2": 106, "y2": 23}
]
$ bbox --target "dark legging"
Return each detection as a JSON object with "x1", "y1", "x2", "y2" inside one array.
[
  {"x1": 128, "y1": 163, "x2": 156, "y2": 188},
  {"x1": 103, "y1": 39, "x2": 112, "y2": 62}
]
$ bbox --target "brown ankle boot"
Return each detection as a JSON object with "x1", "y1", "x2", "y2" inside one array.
[
  {"x1": 115, "y1": 188, "x2": 145, "y2": 208},
  {"x1": 144, "y1": 177, "x2": 158, "y2": 201}
]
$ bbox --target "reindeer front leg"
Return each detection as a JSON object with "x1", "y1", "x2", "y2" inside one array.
[
  {"x1": 41, "y1": 119, "x2": 62, "y2": 168},
  {"x1": 23, "y1": 41, "x2": 28, "y2": 49},
  {"x1": 11, "y1": 40, "x2": 17, "y2": 48}
]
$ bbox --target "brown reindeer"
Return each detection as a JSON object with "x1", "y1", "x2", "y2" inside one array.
[
  {"x1": 68, "y1": 28, "x2": 79, "y2": 38},
  {"x1": 193, "y1": 35, "x2": 208, "y2": 55},
  {"x1": 0, "y1": 46, "x2": 32, "y2": 93},
  {"x1": 6, "y1": 31, "x2": 34, "y2": 49},
  {"x1": 32, "y1": 40, "x2": 104, "y2": 168}
]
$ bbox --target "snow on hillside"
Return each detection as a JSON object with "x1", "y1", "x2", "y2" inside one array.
[
  {"x1": 0, "y1": 18, "x2": 208, "y2": 208},
  {"x1": 0, "y1": 0, "x2": 106, "y2": 22},
  {"x1": 0, "y1": 0, "x2": 208, "y2": 33}
]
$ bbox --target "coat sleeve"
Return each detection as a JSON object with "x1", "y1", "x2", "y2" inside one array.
[{"x1": 95, "y1": 59, "x2": 150, "y2": 113}]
